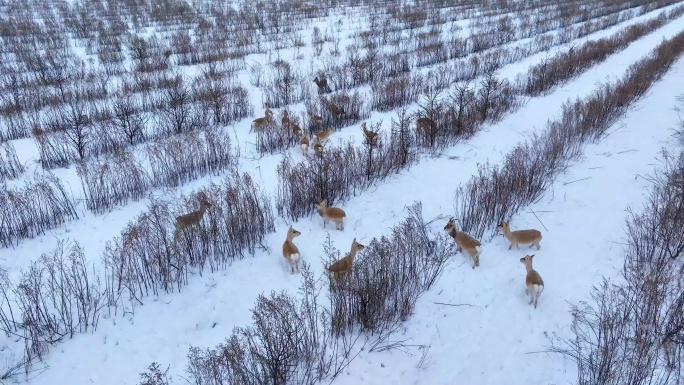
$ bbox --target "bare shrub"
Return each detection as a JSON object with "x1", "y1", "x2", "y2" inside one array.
[
  {"x1": 255, "y1": 110, "x2": 301, "y2": 155},
  {"x1": 326, "y1": 202, "x2": 451, "y2": 342},
  {"x1": 0, "y1": 240, "x2": 104, "y2": 366},
  {"x1": 276, "y1": 112, "x2": 418, "y2": 221},
  {"x1": 183, "y1": 265, "x2": 357, "y2": 384},
  {"x1": 371, "y1": 73, "x2": 423, "y2": 112},
  {"x1": 454, "y1": 31, "x2": 684, "y2": 240},
  {"x1": 145, "y1": 129, "x2": 236, "y2": 188},
  {"x1": 0, "y1": 172, "x2": 79, "y2": 248},
  {"x1": 138, "y1": 362, "x2": 172, "y2": 385},
  {"x1": 551, "y1": 149, "x2": 684, "y2": 384},
  {"x1": 76, "y1": 150, "x2": 150, "y2": 214},
  {"x1": 316, "y1": 90, "x2": 367, "y2": 130},
  {"x1": 263, "y1": 58, "x2": 310, "y2": 108},
  {"x1": 0, "y1": 141, "x2": 25, "y2": 182},
  {"x1": 103, "y1": 172, "x2": 274, "y2": 311},
  {"x1": 111, "y1": 93, "x2": 150, "y2": 146}
]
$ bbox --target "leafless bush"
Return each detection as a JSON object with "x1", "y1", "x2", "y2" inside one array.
[
  {"x1": 255, "y1": 111, "x2": 301, "y2": 155},
  {"x1": 316, "y1": 90, "x2": 367, "y2": 130},
  {"x1": 276, "y1": 111, "x2": 417, "y2": 221},
  {"x1": 193, "y1": 74, "x2": 252, "y2": 127},
  {"x1": 183, "y1": 265, "x2": 357, "y2": 385},
  {"x1": 103, "y1": 172, "x2": 274, "y2": 311},
  {"x1": 0, "y1": 172, "x2": 78, "y2": 248},
  {"x1": 76, "y1": 150, "x2": 150, "y2": 214},
  {"x1": 111, "y1": 93, "x2": 151, "y2": 146},
  {"x1": 155, "y1": 75, "x2": 205, "y2": 136},
  {"x1": 263, "y1": 58, "x2": 310, "y2": 108},
  {"x1": 0, "y1": 141, "x2": 24, "y2": 182},
  {"x1": 521, "y1": 11, "x2": 676, "y2": 96},
  {"x1": 326, "y1": 202, "x2": 451, "y2": 341},
  {"x1": 371, "y1": 73, "x2": 423, "y2": 112},
  {"x1": 551, "y1": 149, "x2": 684, "y2": 384},
  {"x1": 145, "y1": 129, "x2": 236, "y2": 188},
  {"x1": 454, "y1": 31, "x2": 684, "y2": 241},
  {"x1": 138, "y1": 362, "x2": 172, "y2": 385},
  {"x1": 0, "y1": 240, "x2": 104, "y2": 366}
]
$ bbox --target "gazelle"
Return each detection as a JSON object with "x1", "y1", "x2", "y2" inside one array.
[
  {"x1": 314, "y1": 74, "x2": 332, "y2": 94},
  {"x1": 314, "y1": 199, "x2": 345, "y2": 230},
  {"x1": 444, "y1": 218, "x2": 482, "y2": 269},
  {"x1": 416, "y1": 117, "x2": 437, "y2": 132},
  {"x1": 313, "y1": 137, "x2": 324, "y2": 157},
  {"x1": 300, "y1": 133, "x2": 310, "y2": 155},
  {"x1": 314, "y1": 127, "x2": 334, "y2": 143},
  {"x1": 327, "y1": 102, "x2": 345, "y2": 118},
  {"x1": 291, "y1": 122, "x2": 302, "y2": 137},
  {"x1": 282, "y1": 225, "x2": 302, "y2": 274},
  {"x1": 361, "y1": 122, "x2": 378, "y2": 146},
  {"x1": 497, "y1": 221, "x2": 542, "y2": 250},
  {"x1": 281, "y1": 110, "x2": 290, "y2": 128},
  {"x1": 327, "y1": 238, "x2": 365, "y2": 280},
  {"x1": 174, "y1": 194, "x2": 212, "y2": 241},
  {"x1": 520, "y1": 254, "x2": 544, "y2": 309}
]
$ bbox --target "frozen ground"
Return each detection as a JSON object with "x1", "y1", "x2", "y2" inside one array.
[{"x1": 1, "y1": 3, "x2": 683, "y2": 385}]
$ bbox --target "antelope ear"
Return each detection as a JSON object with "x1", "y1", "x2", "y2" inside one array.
[{"x1": 530, "y1": 254, "x2": 535, "y2": 258}]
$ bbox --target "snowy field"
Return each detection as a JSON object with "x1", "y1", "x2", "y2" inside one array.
[{"x1": 1, "y1": 0, "x2": 683, "y2": 384}]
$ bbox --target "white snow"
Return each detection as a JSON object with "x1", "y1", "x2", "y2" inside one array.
[{"x1": 1, "y1": 2, "x2": 683, "y2": 385}]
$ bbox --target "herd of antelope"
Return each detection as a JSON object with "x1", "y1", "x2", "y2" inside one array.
[{"x1": 173, "y1": 73, "x2": 546, "y2": 309}]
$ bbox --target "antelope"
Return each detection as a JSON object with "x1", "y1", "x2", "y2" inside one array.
[
  {"x1": 314, "y1": 199, "x2": 345, "y2": 230},
  {"x1": 416, "y1": 117, "x2": 437, "y2": 132},
  {"x1": 282, "y1": 225, "x2": 302, "y2": 274},
  {"x1": 313, "y1": 137, "x2": 324, "y2": 156},
  {"x1": 314, "y1": 74, "x2": 332, "y2": 94},
  {"x1": 497, "y1": 221, "x2": 542, "y2": 250},
  {"x1": 361, "y1": 122, "x2": 378, "y2": 146},
  {"x1": 174, "y1": 194, "x2": 212, "y2": 241},
  {"x1": 444, "y1": 218, "x2": 482, "y2": 269},
  {"x1": 291, "y1": 122, "x2": 302, "y2": 137},
  {"x1": 327, "y1": 102, "x2": 345, "y2": 118},
  {"x1": 520, "y1": 254, "x2": 544, "y2": 309},
  {"x1": 327, "y1": 238, "x2": 365, "y2": 280},
  {"x1": 300, "y1": 133, "x2": 310, "y2": 155},
  {"x1": 312, "y1": 115, "x2": 324, "y2": 129},
  {"x1": 314, "y1": 127, "x2": 334, "y2": 143},
  {"x1": 281, "y1": 110, "x2": 290, "y2": 128}
]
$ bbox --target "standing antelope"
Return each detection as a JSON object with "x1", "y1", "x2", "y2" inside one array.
[
  {"x1": 497, "y1": 221, "x2": 542, "y2": 250},
  {"x1": 444, "y1": 218, "x2": 482, "y2": 269},
  {"x1": 282, "y1": 225, "x2": 302, "y2": 274},
  {"x1": 327, "y1": 238, "x2": 365, "y2": 280},
  {"x1": 281, "y1": 110, "x2": 290, "y2": 128},
  {"x1": 314, "y1": 74, "x2": 332, "y2": 94},
  {"x1": 361, "y1": 122, "x2": 378, "y2": 146},
  {"x1": 300, "y1": 133, "x2": 310, "y2": 155},
  {"x1": 174, "y1": 194, "x2": 213, "y2": 241},
  {"x1": 314, "y1": 127, "x2": 334, "y2": 143},
  {"x1": 291, "y1": 122, "x2": 302, "y2": 137},
  {"x1": 520, "y1": 255, "x2": 544, "y2": 309},
  {"x1": 416, "y1": 117, "x2": 437, "y2": 132},
  {"x1": 313, "y1": 137, "x2": 324, "y2": 156},
  {"x1": 314, "y1": 199, "x2": 345, "y2": 230}
]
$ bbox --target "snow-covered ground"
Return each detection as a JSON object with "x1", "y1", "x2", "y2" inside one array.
[{"x1": 1, "y1": 2, "x2": 684, "y2": 385}]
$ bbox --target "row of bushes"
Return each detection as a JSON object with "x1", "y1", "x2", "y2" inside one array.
[
  {"x1": 453, "y1": 31, "x2": 684, "y2": 241},
  {"x1": 76, "y1": 128, "x2": 237, "y2": 215},
  {"x1": 275, "y1": 6, "x2": 680, "y2": 222},
  {"x1": 552, "y1": 149, "x2": 684, "y2": 383},
  {"x1": 0, "y1": 171, "x2": 275, "y2": 377},
  {"x1": 0, "y1": 172, "x2": 79, "y2": 248},
  {"x1": 146, "y1": 201, "x2": 451, "y2": 384},
  {"x1": 0, "y1": 141, "x2": 24, "y2": 182}
]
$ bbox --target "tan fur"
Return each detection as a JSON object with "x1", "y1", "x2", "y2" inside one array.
[
  {"x1": 250, "y1": 104, "x2": 274, "y2": 133},
  {"x1": 361, "y1": 122, "x2": 378, "y2": 146},
  {"x1": 327, "y1": 102, "x2": 345, "y2": 118},
  {"x1": 292, "y1": 122, "x2": 302, "y2": 137},
  {"x1": 313, "y1": 115, "x2": 324, "y2": 128},
  {"x1": 313, "y1": 75, "x2": 332, "y2": 94},
  {"x1": 174, "y1": 194, "x2": 212, "y2": 241},
  {"x1": 314, "y1": 199, "x2": 345, "y2": 230},
  {"x1": 313, "y1": 138, "x2": 323, "y2": 157},
  {"x1": 497, "y1": 221, "x2": 542, "y2": 250},
  {"x1": 444, "y1": 218, "x2": 482, "y2": 269},
  {"x1": 314, "y1": 127, "x2": 334, "y2": 142},
  {"x1": 281, "y1": 110, "x2": 290, "y2": 128},
  {"x1": 416, "y1": 117, "x2": 437, "y2": 132},
  {"x1": 300, "y1": 133, "x2": 310, "y2": 155},
  {"x1": 282, "y1": 226, "x2": 302, "y2": 274},
  {"x1": 327, "y1": 238, "x2": 365, "y2": 280},
  {"x1": 520, "y1": 255, "x2": 544, "y2": 309}
]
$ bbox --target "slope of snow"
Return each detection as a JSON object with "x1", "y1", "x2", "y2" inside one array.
[{"x1": 13, "y1": 18, "x2": 684, "y2": 385}]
